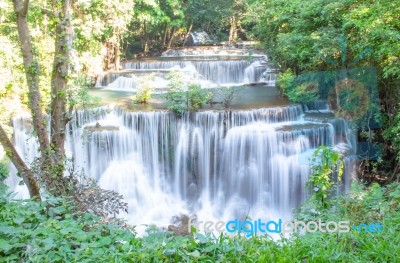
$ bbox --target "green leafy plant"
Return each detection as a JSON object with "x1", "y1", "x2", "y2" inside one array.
[
  {"x1": 0, "y1": 181, "x2": 399, "y2": 262},
  {"x1": 165, "y1": 72, "x2": 212, "y2": 114},
  {"x1": 166, "y1": 71, "x2": 187, "y2": 115},
  {"x1": 0, "y1": 159, "x2": 9, "y2": 181},
  {"x1": 187, "y1": 84, "x2": 212, "y2": 111},
  {"x1": 287, "y1": 81, "x2": 319, "y2": 103},
  {"x1": 133, "y1": 73, "x2": 155, "y2": 104},
  {"x1": 218, "y1": 86, "x2": 237, "y2": 109},
  {"x1": 276, "y1": 69, "x2": 295, "y2": 96},
  {"x1": 68, "y1": 76, "x2": 100, "y2": 109},
  {"x1": 307, "y1": 146, "x2": 344, "y2": 208}
]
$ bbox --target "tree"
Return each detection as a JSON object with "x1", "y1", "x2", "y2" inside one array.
[
  {"x1": 0, "y1": 0, "x2": 73, "y2": 198},
  {"x1": 251, "y1": 0, "x2": 400, "y2": 179},
  {"x1": 0, "y1": 124, "x2": 40, "y2": 198}
]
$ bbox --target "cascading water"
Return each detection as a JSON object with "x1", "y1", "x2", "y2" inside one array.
[
  {"x1": 96, "y1": 47, "x2": 275, "y2": 89},
  {"x1": 8, "y1": 104, "x2": 356, "y2": 227},
  {"x1": 8, "y1": 47, "x2": 357, "y2": 232}
]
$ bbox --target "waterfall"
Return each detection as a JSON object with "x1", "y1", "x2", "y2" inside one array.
[
  {"x1": 121, "y1": 59, "x2": 265, "y2": 85},
  {"x1": 8, "y1": 103, "x2": 356, "y2": 226},
  {"x1": 7, "y1": 46, "x2": 356, "y2": 230},
  {"x1": 95, "y1": 47, "x2": 276, "y2": 89}
]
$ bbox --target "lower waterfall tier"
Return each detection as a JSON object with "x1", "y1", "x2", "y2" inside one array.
[{"x1": 7, "y1": 105, "x2": 356, "y2": 230}]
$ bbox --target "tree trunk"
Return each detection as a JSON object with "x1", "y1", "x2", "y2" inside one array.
[
  {"x1": 13, "y1": 0, "x2": 50, "y2": 155},
  {"x1": 163, "y1": 24, "x2": 168, "y2": 48},
  {"x1": 0, "y1": 123, "x2": 40, "y2": 199},
  {"x1": 182, "y1": 24, "x2": 193, "y2": 47},
  {"x1": 229, "y1": 16, "x2": 238, "y2": 43},
  {"x1": 50, "y1": 0, "x2": 71, "y2": 168},
  {"x1": 167, "y1": 28, "x2": 176, "y2": 49},
  {"x1": 114, "y1": 39, "x2": 120, "y2": 70}
]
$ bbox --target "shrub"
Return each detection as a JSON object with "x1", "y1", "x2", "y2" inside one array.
[
  {"x1": 307, "y1": 146, "x2": 344, "y2": 208},
  {"x1": 68, "y1": 76, "x2": 100, "y2": 109},
  {"x1": 219, "y1": 86, "x2": 237, "y2": 109},
  {"x1": 0, "y1": 159, "x2": 8, "y2": 181},
  {"x1": 166, "y1": 71, "x2": 186, "y2": 115},
  {"x1": 288, "y1": 81, "x2": 319, "y2": 103},
  {"x1": 187, "y1": 84, "x2": 212, "y2": 111},
  {"x1": 277, "y1": 69, "x2": 319, "y2": 103},
  {"x1": 165, "y1": 72, "x2": 212, "y2": 114},
  {"x1": 133, "y1": 73, "x2": 155, "y2": 104},
  {"x1": 276, "y1": 69, "x2": 296, "y2": 96}
]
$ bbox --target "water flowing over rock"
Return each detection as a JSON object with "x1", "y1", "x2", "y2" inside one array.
[
  {"x1": 96, "y1": 47, "x2": 276, "y2": 89},
  {"x1": 8, "y1": 103, "x2": 357, "y2": 227},
  {"x1": 187, "y1": 32, "x2": 214, "y2": 46}
]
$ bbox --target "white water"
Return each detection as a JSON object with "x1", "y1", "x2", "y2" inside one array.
[
  {"x1": 96, "y1": 47, "x2": 276, "y2": 89},
  {"x1": 8, "y1": 103, "x2": 356, "y2": 229}
]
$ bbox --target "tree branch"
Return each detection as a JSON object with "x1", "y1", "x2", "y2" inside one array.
[
  {"x1": 41, "y1": 8, "x2": 55, "y2": 18},
  {"x1": 21, "y1": 0, "x2": 30, "y2": 16},
  {"x1": 0, "y1": 123, "x2": 40, "y2": 200}
]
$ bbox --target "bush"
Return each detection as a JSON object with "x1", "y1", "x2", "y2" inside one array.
[
  {"x1": 277, "y1": 70, "x2": 319, "y2": 103},
  {"x1": 218, "y1": 86, "x2": 237, "y2": 109},
  {"x1": 68, "y1": 76, "x2": 100, "y2": 109},
  {"x1": 0, "y1": 159, "x2": 8, "y2": 182},
  {"x1": 187, "y1": 84, "x2": 212, "y2": 111},
  {"x1": 307, "y1": 146, "x2": 344, "y2": 208},
  {"x1": 288, "y1": 81, "x2": 319, "y2": 103},
  {"x1": 276, "y1": 69, "x2": 296, "y2": 96},
  {"x1": 165, "y1": 72, "x2": 212, "y2": 114},
  {"x1": 0, "y1": 191, "x2": 136, "y2": 262},
  {"x1": 133, "y1": 74, "x2": 155, "y2": 104}
]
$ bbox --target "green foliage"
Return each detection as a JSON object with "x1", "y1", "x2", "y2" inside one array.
[
  {"x1": 308, "y1": 146, "x2": 344, "y2": 208},
  {"x1": 276, "y1": 69, "x2": 295, "y2": 96},
  {"x1": 383, "y1": 108, "x2": 400, "y2": 163},
  {"x1": 0, "y1": 190, "x2": 136, "y2": 262},
  {"x1": 277, "y1": 69, "x2": 319, "y2": 103},
  {"x1": 68, "y1": 76, "x2": 100, "y2": 109},
  {"x1": 218, "y1": 86, "x2": 238, "y2": 109},
  {"x1": 0, "y1": 159, "x2": 9, "y2": 181},
  {"x1": 187, "y1": 84, "x2": 212, "y2": 111},
  {"x1": 133, "y1": 74, "x2": 155, "y2": 104},
  {"x1": 288, "y1": 81, "x2": 319, "y2": 103},
  {"x1": 0, "y1": 182, "x2": 399, "y2": 262},
  {"x1": 166, "y1": 71, "x2": 187, "y2": 115},
  {"x1": 165, "y1": 71, "x2": 212, "y2": 114},
  {"x1": 295, "y1": 182, "x2": 400, "y2": 262},
  {"x1": 252, "y1": 0, "x2": 400, "y2": 172}
]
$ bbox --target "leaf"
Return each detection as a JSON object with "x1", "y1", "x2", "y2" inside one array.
[
  {"x1": 195, "y1": 233, "x2": 208, "y2": 244},
  {"x1": 13, "y1": 217, "x2": 25, "y2": 225},
  {"x1": 0, "y1": 239, "x2": 13, "y2": 253},
  {"x1": 52, "y1": 206, "x2": 67, "y2": 215},
  {"x1": 204, "y1": 244, "x2": 218, "y2": 252},
  {"x1": 187, "y1": 250, "x2": 200, "y2": 258}
]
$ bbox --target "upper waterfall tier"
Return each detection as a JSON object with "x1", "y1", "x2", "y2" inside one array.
[
  {"x1": 96, "y1": 47, "x2": 277, "y2": 89},
  {"x1": 161, "y1": 46, "x2": 266, "y2": 57},
  {"x1": 121, "y1": 58, "x2": 268, "y2": 85}
]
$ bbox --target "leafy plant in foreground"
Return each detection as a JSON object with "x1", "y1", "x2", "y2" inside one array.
[{"x1": 308, "y1": 146, "x2": 344, "y2": 208}]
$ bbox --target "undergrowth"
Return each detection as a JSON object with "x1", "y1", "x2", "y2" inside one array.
[{"x1": 0, "y1": 181, "x2": 399, "y2": 262}]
